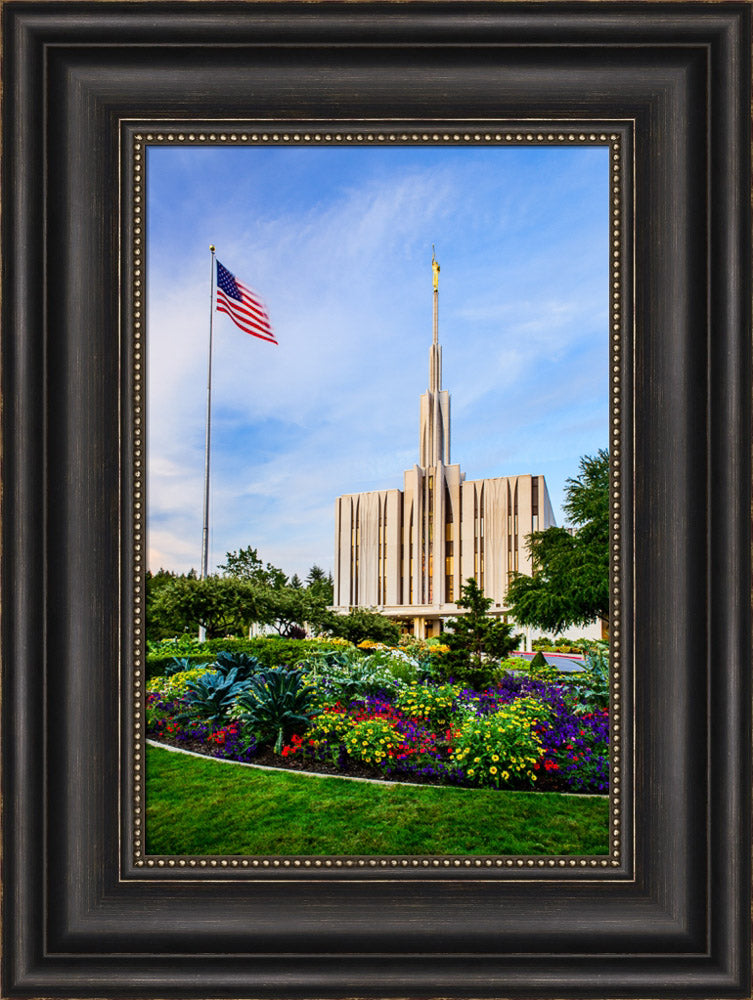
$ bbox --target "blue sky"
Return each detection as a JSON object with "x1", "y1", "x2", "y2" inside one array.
[{"x1": 147, "y1": 144, "x2": 609, "y2": 578}]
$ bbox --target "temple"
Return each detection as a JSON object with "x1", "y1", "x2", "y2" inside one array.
[{"x1": 332, "y1": 252, "x2": 556, "y2": 638}]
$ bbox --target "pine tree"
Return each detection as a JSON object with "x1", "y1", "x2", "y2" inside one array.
[{"x1": 443, "y1": 578, "x2": 521, "y2": 686}]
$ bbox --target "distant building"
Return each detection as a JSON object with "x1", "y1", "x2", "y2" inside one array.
[{"x1": 332, "y1": 252, "x2": 557, "y2": 639}]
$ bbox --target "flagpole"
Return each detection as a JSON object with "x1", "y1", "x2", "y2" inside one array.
[{"x1": 199, "y1": 245, "x2": 216, "y2": 640}]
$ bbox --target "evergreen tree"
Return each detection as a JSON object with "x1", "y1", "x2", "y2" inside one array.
[
  {"x1": 443, "y1": 578, "x2": 521, "y2": 686},
  {"x1": 306, "y1": 564, "x2": 334, "y2": 604}
]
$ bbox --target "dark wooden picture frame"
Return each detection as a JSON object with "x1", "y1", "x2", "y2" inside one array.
[{"x1": 2, "y1": 3, "x2": 751, "y2": 997}]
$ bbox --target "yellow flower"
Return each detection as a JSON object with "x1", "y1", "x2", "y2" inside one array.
[
  {"x1": 491, "y1": 754, "x2": 499, "y2": 762},
  {"x1": 474, "y1": 757, "x2": 480, "y2": 763},
  {"x1": 489, "y1": 766, "x2": 498, "y2": 774},
  {"x1": 502, "y1": 770, "x2": 510, "y2": 781},
  {"x1": 468, "y1": 768, "x2": 475, "y2": 776}
]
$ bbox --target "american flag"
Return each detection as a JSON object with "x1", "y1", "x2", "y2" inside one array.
[{"x1": 215, "y1": 260, "x2": 277, "y2": 344}]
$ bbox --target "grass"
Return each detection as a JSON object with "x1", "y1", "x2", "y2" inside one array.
[{"x1": 146, "y1": 744, "x2": 610, "y2": 856}]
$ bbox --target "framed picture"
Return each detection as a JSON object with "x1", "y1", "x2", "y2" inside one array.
[
  {"x1": 3, "y1": 3, "x2": 750, "y2": 998},
  {"x1": 143, "y1": 135, "x2": 615, "y2": 859}
]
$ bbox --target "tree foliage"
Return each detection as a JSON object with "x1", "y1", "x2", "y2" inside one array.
[
  {"x1": 218, "y1": 546, "x2": 287, "y2": 590},
  {"x1": 319, "y1": 607, "x2": 401, "y2": 646},
  {"x1": 146, "y1": 568, "x2": 182, "y2": 638},
  {"x1": 146, "y1": 543, "x2": 341, "y2": 642},
  {"x1": 442, "y1": 579, "x2": 521, "y2": 684},
  {"x1": 306, "y1": 564, "x2": 334, "y2": 604},
  {"x1": 264, "y1": 586, "x2": 325, "y2": 638},
  {"x1": 148, "y1": 575, "x2": 268, "y2": 640},
  {"x1": 505, "y1": 449, "x2": 609, "y2": 633}
]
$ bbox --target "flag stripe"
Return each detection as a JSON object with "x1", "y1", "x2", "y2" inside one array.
[
  {"x1": 218, "y1": 287, "x2": 270, "y2": 326},
  {"x1": 217, "y1": 292, "x2": 277, "y2": 342},
  {"x1": 215, "y1": 259, "x2": 278, "y2": 344},
  {"x1": 235, "y1": 277, "x2": 268, "y2": 307},
  {"x1": 217, "y1": 295, "x2": 272, "y2": 336},
  {"x1": 216, "y1": 286, "x2": 272, "y2": 333},
  {"x1": 216, "y1": 288, "x2": 270, "y2": 330},
  {"x1": 216, "y1": 307, "x2": 277, "y2": 344}
]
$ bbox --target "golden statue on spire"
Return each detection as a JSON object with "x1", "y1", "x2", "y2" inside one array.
[{"x1": 432, "y1": 245, "x2": 440, "y2": 291}]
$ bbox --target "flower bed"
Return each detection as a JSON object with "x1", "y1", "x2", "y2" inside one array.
[{"x1": 145, "y1": 641, "x2": 610, "y2": 794}]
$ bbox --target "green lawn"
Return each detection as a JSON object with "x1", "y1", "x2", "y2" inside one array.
[{"x1": 146, "y1": 744, "x2": 609, "y2": 855}]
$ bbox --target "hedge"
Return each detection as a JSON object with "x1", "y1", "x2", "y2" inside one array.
[{"x1": 146, "y1": 636, "x2": 347, "y2": 680}]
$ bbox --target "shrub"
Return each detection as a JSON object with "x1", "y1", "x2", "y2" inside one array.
[
  {"x1": 164, "y1": 656, "x2": 193, "y2": 677},
  {"x1": 394, "y1": 683, "x2": 460, "y2": 728},
  {"x1": 213, "y1": 636, "x2": 345, "y2": 667},
  {"x1": 146, "y1": 665, "x2": 216, "y2": 698},
  {"x1": 300, "y1": 648, "x2": 362, "y2": 672},
  {"x1": 449, "y1": 699, "x2": 545, "y2": 789},
  {"x1": 523, "y1": 652, "x2": 564, "y2": 686},
  {"x1": 147, "y1": 651, "x2": 215, "y2": 679},
  {"x1": 381, "y1": 655, "x2": 419, "y2": 685},
  {"x1": 233, "y1": 668, "x2": 317, "y2": 752},
  {"x1": 358, "y1": 645, "x2": 419, "y2": 684},
  {"x1": 147, "y1": 634, "x2": 204, "y2": 657},
  {"x1": 146, "y1": 636, "x2": 347, "y2": 679},
  {"x1": 303, "y1": 652, "x2": 401, "y2": 702},
  {"x1": 499, "y1": 656, "x2": 533, "y2": 672},
  {"x1": 177, "y1": 668, "x2": 252, "y2": 732},
  {"x1": 566, "y1": 642, "x2": 609, "y2": 713},
  {"x1": 531, "y1": 635, "x2": 588, "y2": 654},
  {"x1": 212, "y1": 650, "x2": 262, "y2": 681},
  {"x1": 320, "y1": 607, "x2": 401, "y2": 646},
  {"x1": 306, "y1": 707, "x2": 356, "y2": 747},
  {"x1": 342, "y1": 718, "x2": 404, "y2": 768}
]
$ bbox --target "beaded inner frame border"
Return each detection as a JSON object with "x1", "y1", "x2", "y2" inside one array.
[{"x1": 127, "y1": 121, "x2": 631, "y2": 877}]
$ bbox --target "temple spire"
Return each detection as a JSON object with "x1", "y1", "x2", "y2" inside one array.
[
  {"x1": 429, "y1": 247, "x2": 441, "y2": 392},
  {"x1": 432, "y1": 245, "x2": 440, "y2": 345},
  {"x1": 420, "y1": 247, "x2": 450, "y2": 467}
]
